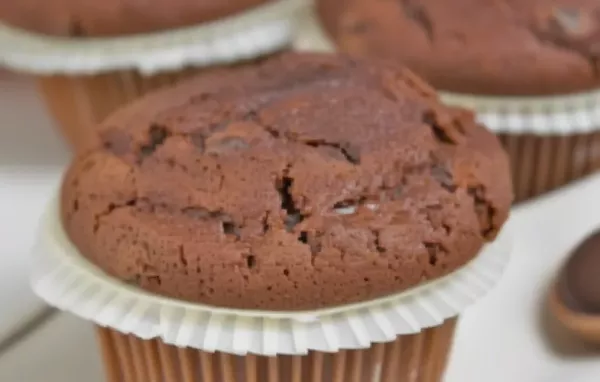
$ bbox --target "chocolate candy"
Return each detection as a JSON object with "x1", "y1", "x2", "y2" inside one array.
[{"x1": 558, "y1": 229, "x2": 600, "y2": 314}]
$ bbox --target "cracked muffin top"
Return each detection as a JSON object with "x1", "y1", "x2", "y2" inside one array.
[
  {"x1": 0, "y1": 0, "x2": 272, "y2": 37},
  {"x1": 318, "y1": 0, "x2": 600, "y2": 96},
  {"x1": 61, "y1": 52, "x2": 512, "y2": 310}
]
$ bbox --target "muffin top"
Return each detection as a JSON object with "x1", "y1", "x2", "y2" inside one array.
[
  {"x1": 61, "y1": 53, "x2": 512, "y2": 310},
  {"x1": 0, "y1": 0, "x2": 271, "y2": 37},
  {"x1": 318, "y1": 0, "x2": 600, "y2": 96}
]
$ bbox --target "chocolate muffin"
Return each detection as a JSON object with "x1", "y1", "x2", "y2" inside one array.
[
  {"x1": 318, "y1": 0, "x2": 600, "y2": 96},
  {"x1": 0, "y1": 0, "x2": 272, "y2": 37},
  {"x1": 61, "y1": 53, "x2": 512, "y2": 310}
]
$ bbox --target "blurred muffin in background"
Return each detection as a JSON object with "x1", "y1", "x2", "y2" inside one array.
[
  {"x1": 0, "y1": 0, "x2": 303, "y2": 151},
  {"x1": 317, "y1": 0, "x2": 600, "y2": 202},
  {"x1": 0, "y1": 0, "x2": 274, "y2": 37}
]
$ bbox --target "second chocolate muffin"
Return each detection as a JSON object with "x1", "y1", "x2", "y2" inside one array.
[
  {"x1": 318, "y1": 0, "x2": 600, "y2": 96},
  {"x1": 0, "y1": 0, "x2": 274, "y2": 37},
  {"x1": 61, "y1": 53, "x2": 512, "y2": 310},
  {"x1": 316, "y1": 0, "x2": 600, "y2": 203}
]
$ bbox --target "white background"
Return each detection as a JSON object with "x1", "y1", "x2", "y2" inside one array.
[{"x1": 0, "y1": 74, "x2": 599, "y2": 382}]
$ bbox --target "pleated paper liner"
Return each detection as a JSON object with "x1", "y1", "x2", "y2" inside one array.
[
  {"x1": 95, "y1": 320, "x2": 456, "y2": 382},
  {"x1": 293, "y1": 7, "x2": 600, "y2": 204},
  {"x1": 0, "y1": 0, "x2": 305, "y2": 151}
]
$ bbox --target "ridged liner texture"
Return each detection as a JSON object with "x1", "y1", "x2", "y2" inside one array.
[{"x1": 95, "y1": 320, "x2": 456, "y2": 382}]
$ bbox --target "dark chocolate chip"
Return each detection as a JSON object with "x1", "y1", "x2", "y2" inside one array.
[
  {"x1": 424, "y1": 242, "x2": 442, "y2": 266},
  {"x1": 277, "y1": 175, "x2": 305, "y2": 231},
  {"x1": 400, "y1": 0, "x2": 434, "y2": 41},
  {"x1": 140, "y1": 124, "x2": 169, "y2": 157},
  {"x1": 431, "y1": 164, "x2": 456, "y2": 192},
  {"x1": 423, "y1": 110, "x2": 454, "y2": 144},
  {"x1": 298, "y1": 231, "x2": 308, "y2": 244},
  {"x1": 222, "y1": 221, "x2": 239, "y2": 237},
  {"x1": 246, "y1": 255, "x2": 256, "y2": 269}
]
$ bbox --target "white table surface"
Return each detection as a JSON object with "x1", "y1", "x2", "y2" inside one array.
[
  {"x1": 0, "y1": 74, "x2": 69, "y2": 344},
  {"x1": 0, "y1": 74, "x2": 599, "y2": 382}
]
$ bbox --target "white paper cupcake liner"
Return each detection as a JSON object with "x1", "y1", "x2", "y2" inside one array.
[
  {"x1": 440, "y1": 91, "x2": 600, "y2": 135},
  {"x1": 0, "y1": 0, "x2": 305, "y2": 75},
  {"x1": 293, "y1": 7, "x2": 600, "y2": 136},
  {"x1": 31, "y1": 195, "x2": 512, "y2": 356}
]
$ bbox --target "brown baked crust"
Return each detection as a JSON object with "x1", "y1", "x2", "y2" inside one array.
[
  {"x1": 0, "y1": 0, "x2": 272, "y2": 37},
  {"x1": 318, "y1": 0, "x2": 600, "y2": 96},
  {"x1": 61, "y1": 52, "x2": 513, "y2": 310}
]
